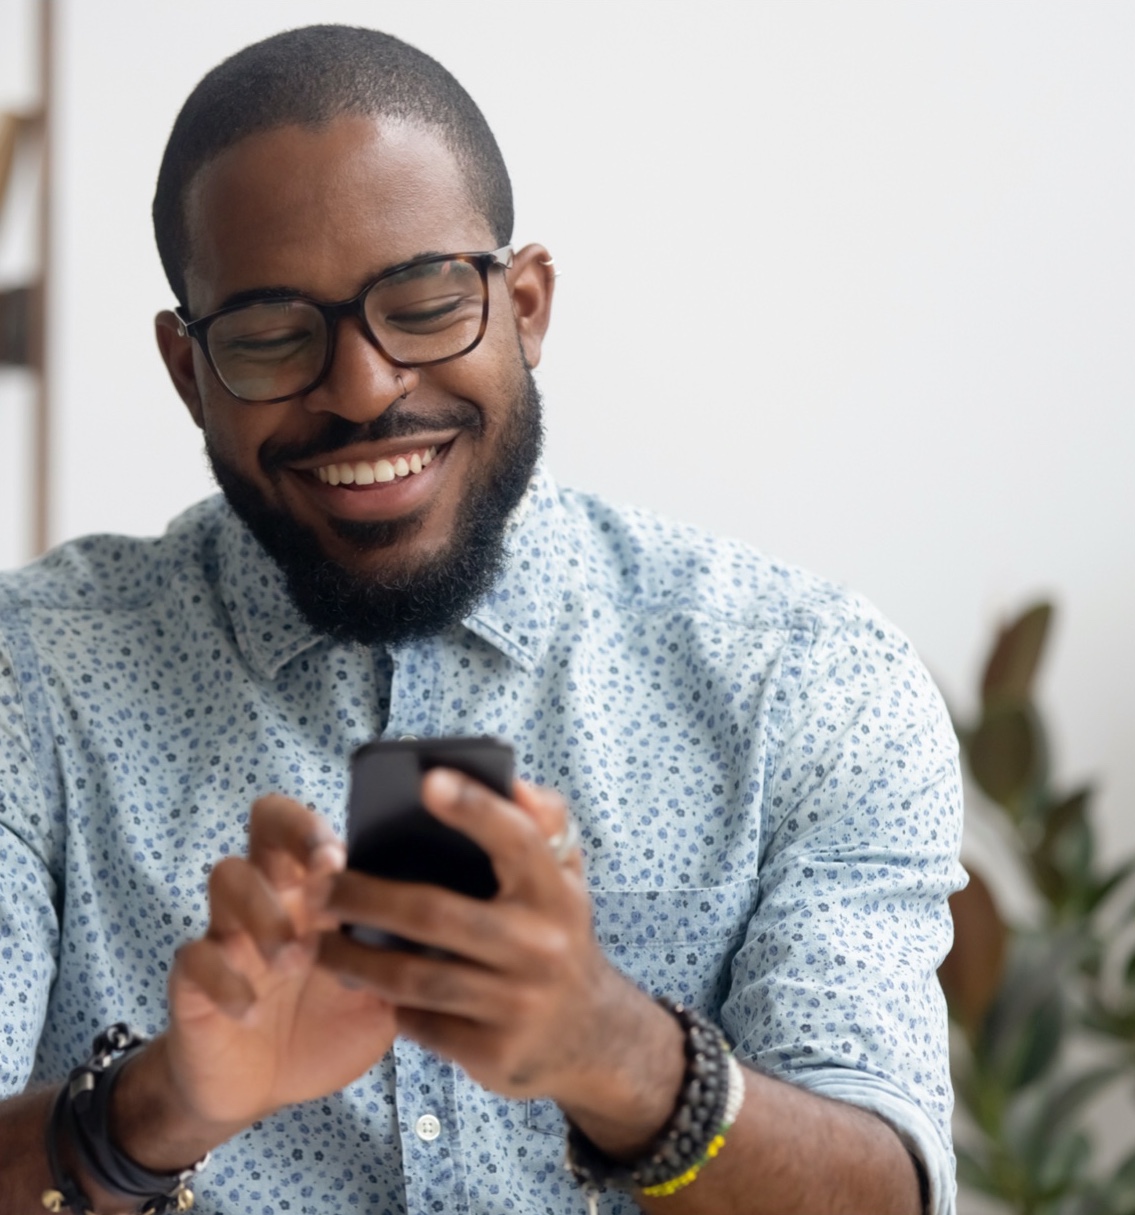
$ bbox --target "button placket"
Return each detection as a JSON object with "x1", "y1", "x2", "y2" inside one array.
[
  {"x1": 383, "y1": 640, "x2": 443, "y2": 742},
  {"x1": 392, "y1": 1036, "x2": 466, "y2": 1211}
]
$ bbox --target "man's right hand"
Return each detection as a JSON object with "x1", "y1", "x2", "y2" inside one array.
[{"x1": 113, "y1": 795, "x2": 397, "y2": 1172}]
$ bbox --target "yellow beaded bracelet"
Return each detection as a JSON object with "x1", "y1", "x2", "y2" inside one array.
[
  {"x1": 640, "y1": 1132, "x2": 728, "y2": 1197},
  {"x1": 639, "y1": 1055, "x2": 746, "y2": 1199}
]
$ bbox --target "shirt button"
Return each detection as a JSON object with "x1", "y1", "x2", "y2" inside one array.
[{"x1": 415, "y1": 1113, "x2": 441, "y2": 1141}]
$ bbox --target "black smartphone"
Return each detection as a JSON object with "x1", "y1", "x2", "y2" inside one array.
[{"x1": 346, "y1": 735, "x2": 513, "y2": 921}]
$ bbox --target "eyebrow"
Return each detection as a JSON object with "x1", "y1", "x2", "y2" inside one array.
[
  {"x1": 215, "y1": 285, "x2": 307, "y2": 310},
  {"x1": 214, "y1": 250, "x2": 452, "y2": 312}
]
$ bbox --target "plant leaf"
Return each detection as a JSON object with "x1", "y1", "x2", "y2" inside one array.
[
  {"x1": 1011, "y1": 994, "x2": 1065, "y2": 1089},
  {"x1": 978, "y1": 940, "x2": 1069, "y2": 1089},
  {"x1": 1085, "y1": 857, "x2": 1135, "y2": 915},
  {"x1": 981, "y1": 603, "x2": 1054, "y2": 706},
  {"x1": 1111, "y1": 1145, "x2": 1135, "y2": 1186},
  {"x1": 1074, "y1": 1146, "x2": 1135, "y2": 1215},
  {"x1": 968, "y1": 704, "x2": 1041, "y2": 807},
  {"x1": 1019, "y1": 1067, "x2": 1119, "y2": 1176},
  {"x1": 955, "y1": 1144, "x2": 1002, "y2": 1197},
  {"x1": 939, "y1": 867, "x2": 1007, "y2": 1039},
  {"x1": 1036, "y1": 1129, "x2": 1093, "y2": 1197},
  {"x1": 1040, "y1": 788, "x2": 1092, "y2": 848}
]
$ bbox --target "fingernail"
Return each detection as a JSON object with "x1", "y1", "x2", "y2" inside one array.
[
  {"x1": 426, "y1": 769, "x2": 459, "y2": 799},
  {"x1": 306, "y1": 825, "x2": 339, "y2": 848},
  {"x1": 312, "y1": 840, "x2": 346, "y2": 871},
  {"x1": 338, "y1": 973, "x2": 363, "y2": 991}
]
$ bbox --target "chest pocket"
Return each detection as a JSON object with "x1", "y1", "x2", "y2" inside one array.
[{"x1": 526, "y1": 879, "x2": 757, "y2": 1136}]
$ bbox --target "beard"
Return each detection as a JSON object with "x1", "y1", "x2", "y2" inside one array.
[{"x1": 207, "y1": 369, "x2": 544, "y2": 647}]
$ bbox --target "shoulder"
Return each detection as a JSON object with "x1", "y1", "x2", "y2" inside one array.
[
  {"x1": 558, "y1": 486, "x2": 888, "y2": 645},
  {"x1": 0, "y1": 496, "x2": 227, "y2": 617}
]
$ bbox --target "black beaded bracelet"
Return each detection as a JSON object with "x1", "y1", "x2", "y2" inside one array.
[
  {"x1": 564, "y1": 998, "x2": 743, "y2": 1200},
  {"x1": 42, "y1": 1023, "x2": 210, "y2": 1215}
]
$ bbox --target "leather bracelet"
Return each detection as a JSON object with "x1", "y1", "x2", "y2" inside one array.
[
  {"x1": 42, "y1": 1023, "x2": 210, "y2": 1215},
  {"x1": 564, "y1": 998, "x2": 745, "y2": 1204},
  {"x1": 43, "y1": 1084, "x2": 92, "y2": 1215}
]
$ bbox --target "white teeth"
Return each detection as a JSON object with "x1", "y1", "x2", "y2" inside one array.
[{"x1": 316, "y1": 444, "x2": 440, "y2": 486}]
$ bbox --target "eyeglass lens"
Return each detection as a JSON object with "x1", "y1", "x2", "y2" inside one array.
[{"x1": 205, "y1": 257, "x2": 487, "y2": 401}]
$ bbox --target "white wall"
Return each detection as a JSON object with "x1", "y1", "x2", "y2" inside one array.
[{"x1": 4, "y1": 0, "x2": 1134, "y2": 862}]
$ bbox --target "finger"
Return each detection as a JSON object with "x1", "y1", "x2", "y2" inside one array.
[
  {"x1": 247, "y1": 794, "x2": 345, "y2": 888},
  {"x1": 327, "y1": 870, "x2": 568, "y2": 972},
  {"x1": 207, "y1": 855, "x2": 296, "y2": 961},
  {"x1": 318, "y1": 931, "x2": 512, "y2": 1022},
  {"x1": 512, "y1": 781, "x2": 584, "y2": 877},
  {"x1": 395, "y1": 1007, "x2": 486, "y2": 1068},
  {"x1": 420, "y1": 769, "x2": 563, "y2": 902},
  {"x1": 170, "y1": 937, "x2": 256, "y2": 1021},
  {"x1": 510, "y1": 778, "x2": 563, "y2": 835},
  {"x1": 392, "y1": 1009, "x2": 539, "y2": 1096}
]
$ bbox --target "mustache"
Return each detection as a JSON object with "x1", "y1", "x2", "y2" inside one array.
[{"x1": 259, "y1": 402, "x2": 482, "y2": 472}]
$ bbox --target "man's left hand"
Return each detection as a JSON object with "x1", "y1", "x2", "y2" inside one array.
[{"x1": 317, "y1": 772, "x2": 681, "y2": 1128}]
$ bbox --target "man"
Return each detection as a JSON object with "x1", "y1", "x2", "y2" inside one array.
[{"x1": 0, "y1": 25, "x2": 964, "y2": 1215}]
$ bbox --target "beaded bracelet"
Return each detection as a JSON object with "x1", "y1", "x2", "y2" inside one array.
[
  {"x1": 639, "y1": 1053, "x2": 746, "y2": 1197},
  {"x1": 564, "y1": 998, "x2": 746, "y2": 1204}
]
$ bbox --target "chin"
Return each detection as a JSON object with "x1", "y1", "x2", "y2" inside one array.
[{"x1": 204, "y1": 371, "x2": 544, "y2": 647}]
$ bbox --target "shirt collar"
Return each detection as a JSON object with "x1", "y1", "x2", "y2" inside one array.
[
  {"x1": 460, "y1": 462, "x2": 569, "y2": 672},
  {"x1": 216, "y1": 462, "x2": 569, "y2": 680},
  {"x1": 216, "y1": 504, "x2": 324, "y2": 680}
]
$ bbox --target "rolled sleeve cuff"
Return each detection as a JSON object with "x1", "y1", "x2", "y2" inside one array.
[{"x1": 776, "y1": 1067, "x2": 956, "y2": 1215}]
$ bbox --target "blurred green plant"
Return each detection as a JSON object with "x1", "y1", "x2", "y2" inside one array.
[{"x1": 940, "y1": 603, "x2": 1135, "y2": 1214}]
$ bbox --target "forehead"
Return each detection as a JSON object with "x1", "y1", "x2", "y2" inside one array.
[{"x1": 183, "y1": 115, "x2": 493, "y2": 313}]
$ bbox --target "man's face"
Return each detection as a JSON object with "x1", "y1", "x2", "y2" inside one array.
[{"x1": 156, "y1": 115, "x2": 553, "y2": 643}]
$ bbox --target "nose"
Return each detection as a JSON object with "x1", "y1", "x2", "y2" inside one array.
[{"x1": 300, "y1": 316, "x2": 420, "y2": 421}]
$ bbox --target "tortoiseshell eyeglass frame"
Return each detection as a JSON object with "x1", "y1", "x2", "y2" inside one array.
[{"x1": 174, "y1": 246, "x2": 514, "y2": 404}]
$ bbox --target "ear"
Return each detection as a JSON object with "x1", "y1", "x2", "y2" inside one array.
[
  {"x1": 155, "y1": 310, "x2": 205, "y2": 429},
  {"x1": 505, "y1": 244, "x2": 555, "y2": 369}
]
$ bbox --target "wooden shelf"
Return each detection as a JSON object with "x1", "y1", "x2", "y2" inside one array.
[{"x1": 0, "y1": 2, "x2": 51, "y2": 557}]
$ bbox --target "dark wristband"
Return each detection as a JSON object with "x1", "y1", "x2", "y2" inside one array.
[{"x1": 42, "y1": 1023, "x2": 209, "y2": 1215}]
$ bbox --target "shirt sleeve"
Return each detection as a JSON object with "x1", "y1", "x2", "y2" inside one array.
[
  {"x1": 721, "y1": 602, "x2": 966, "y2": 1215},
  {"x1": 0, "y1": 619, "x2": 62, "y2": 1095}
]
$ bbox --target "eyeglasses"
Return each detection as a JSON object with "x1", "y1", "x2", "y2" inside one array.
[{"x1": 175, "y1": 246, "x2": 514, "y2": 404}]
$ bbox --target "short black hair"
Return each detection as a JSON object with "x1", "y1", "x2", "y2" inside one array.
[{"x1": 152, "y1": 24, "x2": 513, "y2": 309}]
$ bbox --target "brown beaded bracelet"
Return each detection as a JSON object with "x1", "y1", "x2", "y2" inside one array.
[{"x1": 564, "y1": 998, "x2": 741, "y2": 1201}]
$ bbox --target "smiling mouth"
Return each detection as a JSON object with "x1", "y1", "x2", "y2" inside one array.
[{"x1": 311, "y1": 444, "x2": 441, "y2": 487}]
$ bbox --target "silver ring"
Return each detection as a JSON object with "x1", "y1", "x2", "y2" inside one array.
[
  {"x1": 395, "y1": 374, "x2": 408, "y2": 400},
  {"x1": 547, "y1": 817, "x2": 580, "y2": 865}
]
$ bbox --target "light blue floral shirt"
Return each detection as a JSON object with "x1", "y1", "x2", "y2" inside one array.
[{"x1": 0, "y1": 465, "x2": 964, "y2": 1214}]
